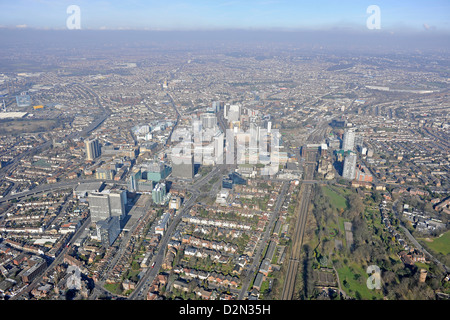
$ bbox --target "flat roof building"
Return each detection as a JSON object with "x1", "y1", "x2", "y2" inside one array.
[
  {"x1": 171, "y1": 151, "x2": 194, "y2": 180},
  {"x1": 88, "y1": 189, "x2": 127, "y2": 223}
]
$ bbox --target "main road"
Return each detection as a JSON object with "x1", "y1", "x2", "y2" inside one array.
[{"x1": 0, "y1": 178, "x2": 126, "y2": 205}]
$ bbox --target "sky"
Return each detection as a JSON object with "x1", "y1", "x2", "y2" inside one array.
[{"x1": 0, "y1": 0, "x2": 449, "y2": 32}]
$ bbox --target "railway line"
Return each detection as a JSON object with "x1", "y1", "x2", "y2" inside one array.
[{"x1": 281, "y1": 149, "x2": 317, "y2": 300}]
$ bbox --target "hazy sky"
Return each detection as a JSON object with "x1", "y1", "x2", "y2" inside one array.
[{"x1": 0, "y1": 0, "x2": 449, "y2": 32}]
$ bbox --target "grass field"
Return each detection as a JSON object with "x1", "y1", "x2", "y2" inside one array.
[
  {"x1": 104, "y1": 282, "x2": 122, "y2": 294},
  {"x1": 322, "y1": 186, "x2": 348, "y2": 211},
  {"x1": 337, "y1": 263, "x2": 383, "y2": 300},
  {"x1": 421, "y1": 230, "x2": 450, "y2": 256}
]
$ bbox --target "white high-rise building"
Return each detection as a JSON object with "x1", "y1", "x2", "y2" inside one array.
[
  {"x1": 228, "y1": 104, "x2": 241, "y2": 122},
  {"x1": 200, "y1": 113, "x2": 217, "y2": 129},
  {"x1": 342, "y1": 152, "x2": 357, "y2": 180},
  {"x1": 342, "y1": 129, "x2": 355, "y2": 151},
  {"x1": 213, "y1": 131, "x2": 224, "y2": 164}
]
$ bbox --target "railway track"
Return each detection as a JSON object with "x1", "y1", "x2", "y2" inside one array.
[{"x1": 281, "y1": 150, "x2": 317, "y2": 300}]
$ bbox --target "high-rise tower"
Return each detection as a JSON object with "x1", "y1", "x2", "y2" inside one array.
[{"x1": 85, "y1": 138, "x2": 101, "y2": 161}]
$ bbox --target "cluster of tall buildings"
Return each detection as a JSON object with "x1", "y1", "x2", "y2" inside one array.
[{"x1": 128, "y1": 161, "x2": 172, "y2": 192}]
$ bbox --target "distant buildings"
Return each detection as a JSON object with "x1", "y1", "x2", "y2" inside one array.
[{"x1": 16, "y1": 94, "x2": 31, "y2": 107}]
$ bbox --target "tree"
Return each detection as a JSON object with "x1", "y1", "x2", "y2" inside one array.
[
  {"x1": 371, "y1": 191, "x2": 382, "y2": 203},
  {"x1": 352, "y1": 217, "x2": 370, "y2": 246},
  {"x1": 347, "y1": 193, "x2": 364, "y2": 220},
  {"x1": 343, "y1": 279, "x2": 350, "y2": 288},
  {"x1": 382, "y1": 270, "x2": 397, "y2": 287}
]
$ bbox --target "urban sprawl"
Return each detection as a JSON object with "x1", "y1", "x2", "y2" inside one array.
[{"x1": 0, "y1": 39, "x2": 449, "y2": 300}]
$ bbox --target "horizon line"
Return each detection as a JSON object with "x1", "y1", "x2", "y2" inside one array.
[{"x1": 1, "y1": 25, "x2": 449, "y2": 35}]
